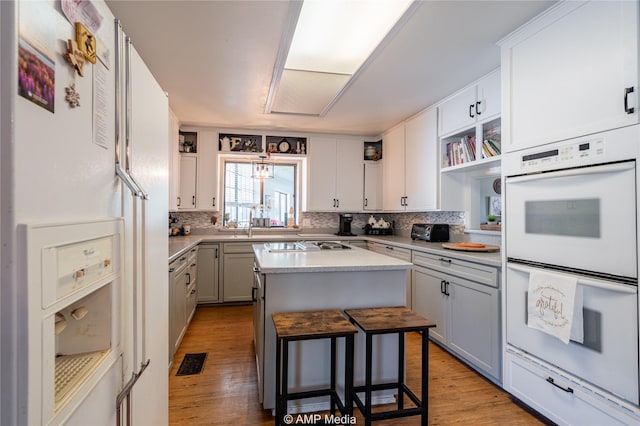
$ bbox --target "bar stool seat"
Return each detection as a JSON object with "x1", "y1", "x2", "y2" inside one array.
[
  {"x1": 272, "y1": 309, "x2": 357, "y2": 426},
  {"x1": 344, "y1": 306, "x2": 436, "y2": 426}
]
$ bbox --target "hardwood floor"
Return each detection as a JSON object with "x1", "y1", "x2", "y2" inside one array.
[{"x1": 169, "y1": 305, "x2": 547, "y2": 425}]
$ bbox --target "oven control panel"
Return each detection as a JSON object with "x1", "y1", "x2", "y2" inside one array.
[{"x1": 520, "y1": 138, "x2": 605, "y2": 172}]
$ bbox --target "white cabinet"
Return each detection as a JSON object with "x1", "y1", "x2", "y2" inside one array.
[
  {"x1": 307, "y1": 137, "x2": 364, "y2": 211},
  {"x1": 221, "y1": 243, "x2": 254, "y2": 302},
  {"x1": 197, "y1": 244, "x2": 220, "y2": 303},
  {"x1": 500, "y1": 1, "x2": 639, "y2": 153},
  {"x1": 382, "y1": 107, "x2": 438, "y2": 211},
  {"x1": 196, "y1": 131, "x2": 219, "y2": 210},
  {"x1": 412, "y1": 251, "x2": 500, "y2": 383},
  {"x1": 178, "y1": 154, "x2": 197, "y2": 209},
  {"x1": 169, "y1": 110, "x2": 181, "y2": 211},
  {"x1": 381, "y1": 124, "x2": 405, "y2": 211},
  {"x1": 439, "y1": 69, "x2": 500, "y2": 137},
  {"x1": 363, "y1": 162, "x2": 382, "y2": 211}
]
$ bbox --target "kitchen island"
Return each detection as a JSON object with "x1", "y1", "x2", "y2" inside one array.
[{"x1": 252, "y1": 242, "x2": 413, "y2": 413}]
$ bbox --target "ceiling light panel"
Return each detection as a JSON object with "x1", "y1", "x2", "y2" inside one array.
[
  {"x1": 286, "y1": 0, "x2": 413, "y2": 75},
  {"x1": 272, "y1": 69, "x2": 351, "y2": 115}
]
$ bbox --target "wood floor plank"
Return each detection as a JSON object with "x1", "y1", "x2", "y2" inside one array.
[{"x1": 169, "y1": 305, "x2": 548, "y2": 425}]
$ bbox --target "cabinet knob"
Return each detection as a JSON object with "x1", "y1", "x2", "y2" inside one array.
[
  {"x1": 469, "y1": 104, "x2": 475, "y2": 118},
  {"x1": 177, "y1": 197, "x2": 181, "y2": 206},
  {"x1": 475, "y1": 100, "x2": 482, "y2": 116}
]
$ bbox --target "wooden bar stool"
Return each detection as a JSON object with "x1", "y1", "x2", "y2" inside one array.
[
  {"x1": 272, "y1": 309, "x2": 357, "y2": 426},
  {"x1": 344, "y1": 306, "x2": 436, "y2": 426}
]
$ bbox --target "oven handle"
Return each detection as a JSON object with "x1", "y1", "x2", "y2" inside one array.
[
  {"x1": 507, "y1": 263, "x2": 638, "y2": 294},
  {"x1": 506, "y1": 161, "x2": 634, "y2": 184}
]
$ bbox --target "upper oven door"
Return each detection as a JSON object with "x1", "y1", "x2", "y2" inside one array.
[{"x1": 506, "y1": 161, "x2": 637, "y2": 280}]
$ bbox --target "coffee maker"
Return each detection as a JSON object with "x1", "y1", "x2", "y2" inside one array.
[{"x1": 336, "y1": 213, "x2": 356, "y2": 236}]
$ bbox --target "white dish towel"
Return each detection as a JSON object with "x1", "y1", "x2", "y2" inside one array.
[{"x1": 528, "y1": 270, "x2": 584, "y2": 344}]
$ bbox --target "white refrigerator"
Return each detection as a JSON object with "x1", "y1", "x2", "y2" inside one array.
[{"x1": 1, "y1": 0, "x2": 169, "y2": 425}]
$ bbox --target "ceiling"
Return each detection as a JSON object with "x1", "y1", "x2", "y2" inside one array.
[{"x1": 106, "y1": 0, "x2": 554, "y2": 137}]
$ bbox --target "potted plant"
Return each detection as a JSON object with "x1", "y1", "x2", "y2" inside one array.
[
  {"x1": 183, "y1": 140, "x2": 194, "y2": 152},
  {"x1": 487, "y1": 214, "x2": 496, "y2": 223}
]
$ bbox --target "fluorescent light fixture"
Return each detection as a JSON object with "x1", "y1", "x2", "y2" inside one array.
[{"x1": 267, "y1": 0, "x2": 415, "y2": 116}]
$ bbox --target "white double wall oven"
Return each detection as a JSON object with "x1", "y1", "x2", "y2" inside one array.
[{"x1": 503, "y1": 124, "x2": 640, "y2": 410}]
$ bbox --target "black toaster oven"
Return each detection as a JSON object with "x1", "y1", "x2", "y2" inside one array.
[{"x1": 411, "y1": 223, "x2": 450, "y2": 242}]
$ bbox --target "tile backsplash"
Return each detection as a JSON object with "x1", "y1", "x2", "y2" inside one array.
[{"x1": 169, "y1": 210, "x2": 481, "y2": 241}]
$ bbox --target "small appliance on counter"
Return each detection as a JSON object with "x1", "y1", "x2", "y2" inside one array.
[
  {"x1": 411, "y1": 223, "x2": 450, "y2": 242},
  {"x1": 336, "y1": 213, "x2": 356, "y2": 236}
]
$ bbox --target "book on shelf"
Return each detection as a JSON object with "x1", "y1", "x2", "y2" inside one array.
[
  {"x1": 443, "y1": 135, "x2": 477, "y2": 167},
  {"x1": 481, "y1": 139, "x2": 501, "y2": 158}
]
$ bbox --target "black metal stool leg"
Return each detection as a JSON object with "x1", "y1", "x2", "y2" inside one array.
[
  {"x1": 365, "y1": 332, "x2": 372, "y2": 426},
  {"x1": 345, "y1": 334, "x2": 354, "y2": 416},
  {"x1": 275, "y1": 337, "x2": 281, "y2": 426},
  {"x1": 421, "y1": 329, "x2": 428, "y2": 426},
  {"x1": 398, "y1": 331, "x2": 405, "y2": 410},
  {"x1": 330, "y1": 336, "x2": 337, "y2": 415},
  {"x1": 282, "y1": 339, "x2": 289, "y2": 422}
]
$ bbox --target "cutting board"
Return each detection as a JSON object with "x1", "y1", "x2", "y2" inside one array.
[{"x1": 442, "y1": 242, "x2": 500, "y2": 252}]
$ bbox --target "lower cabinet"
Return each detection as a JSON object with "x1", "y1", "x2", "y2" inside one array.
[
  {"x1": 221, "y1": 243, "x2": 255, "y2": 302},
  {"x1": 505, "y1": 350, "x2": 640, "y2": 425},
  {"x1": 197, "y1": 243, "x2": 220, "y2": 303},
  {"x1": 412, "y1": 251, "x2": 501, "y2": 383},
  {"x1": 168, "y1": 246, "x2": 198, "y2": 366}
]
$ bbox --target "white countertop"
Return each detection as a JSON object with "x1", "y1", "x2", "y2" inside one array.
[
  {"x1": 252, "y1": 243, "x2": 413, "y2": 273},
  {"x1": 168, "y1": 233, "x2": 501, "y2": 268}
]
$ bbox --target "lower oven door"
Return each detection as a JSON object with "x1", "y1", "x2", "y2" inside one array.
[{"x1": 506, "y1": 262, "x2": 639, "y2": 404}]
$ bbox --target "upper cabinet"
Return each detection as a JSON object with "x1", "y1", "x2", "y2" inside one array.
[
  {"x1": 178, "y1": 154, "x2": 197, "y2": 209},
  {"x1": 196, "y1": 131, "x2": 219, "y2": 210},
  {"x1": 382, "y1": 107, "x2": 438, "y2": 212},
  {"x1": 172, "y1": 128, "x2": 219, "y2": 211},
  {"x1": 363, "y1": 161, "x2": 382, "y2": 211},
  {"x1": 439, "y1": 69, "x2": 500, "y2": 138},
  {"x1": 500, "y1": 0, "x2": 639, "y2": 153},
  {"x1": 307, "y1": 137, "x2": 364, "y2": 212},
  {"x1": 169, "y1": 110, "x2": 181, "y2": 211}
]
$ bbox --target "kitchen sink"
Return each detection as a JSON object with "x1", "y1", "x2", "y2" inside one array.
[
  {"x1": 264, "y1": 241, "x2": 320, "y2": 252},
  {"x1": 264, "y1": 241, "x2": 352, "y2": 252}
]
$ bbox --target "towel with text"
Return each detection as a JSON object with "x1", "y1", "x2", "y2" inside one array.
[{"x1": 528, "y1": 271, "x2": 583, "y2": 344}]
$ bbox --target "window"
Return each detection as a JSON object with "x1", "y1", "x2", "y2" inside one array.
[{"x1": 223, "y1": 160, "x2": 297, "y2": 228}]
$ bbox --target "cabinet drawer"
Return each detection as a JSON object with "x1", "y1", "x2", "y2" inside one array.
[
  {"x1": 412, "y1": 251, "x2": 497, "y2": 287},
  {"x1": 367, "y1": 242, "x2": 411, "y2": 261},
  {"x1": 169, "y1": 253, "x2": 188, "y2": 273},
  {"x1": 222, "y1": 242, "x2": 256, "y2": 254},
  {"x1": 505, "y1": 351, "x2": 637, "y2": 425}
]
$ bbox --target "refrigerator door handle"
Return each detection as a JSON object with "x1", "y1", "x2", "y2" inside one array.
[{"x1": 114, "y1": 21, "x2": 142, "y2": 198}]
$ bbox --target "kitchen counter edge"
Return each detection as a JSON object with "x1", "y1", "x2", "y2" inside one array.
[{"x1": 168, "y1": 234, "x2": 501, "y2": 268}]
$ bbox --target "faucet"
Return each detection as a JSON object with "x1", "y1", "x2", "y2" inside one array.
[{"x1": 248, "y1": 210, "x2": 253, "y2": 238}]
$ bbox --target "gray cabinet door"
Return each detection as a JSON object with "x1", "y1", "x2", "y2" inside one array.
[
  {"x1": 412, "y1": 266, "x2": 447, "y2": 345},
  {"x1": 222, "y1": 252, "x2": 254, "y2": 302},
  {"x1": 197, "y1": 244, "x2": 219, "y2": 303},
  {"x1": 448, "y1": 276, "x2": 500, "y2": 380}
]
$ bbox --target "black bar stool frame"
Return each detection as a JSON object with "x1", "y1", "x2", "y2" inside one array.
[
  {"x1": 274, "y1": 330, "x2": 355, "y2": 425},
  {"x1": 345, "y1": 307, "x2": 434, "y2": 426}
]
